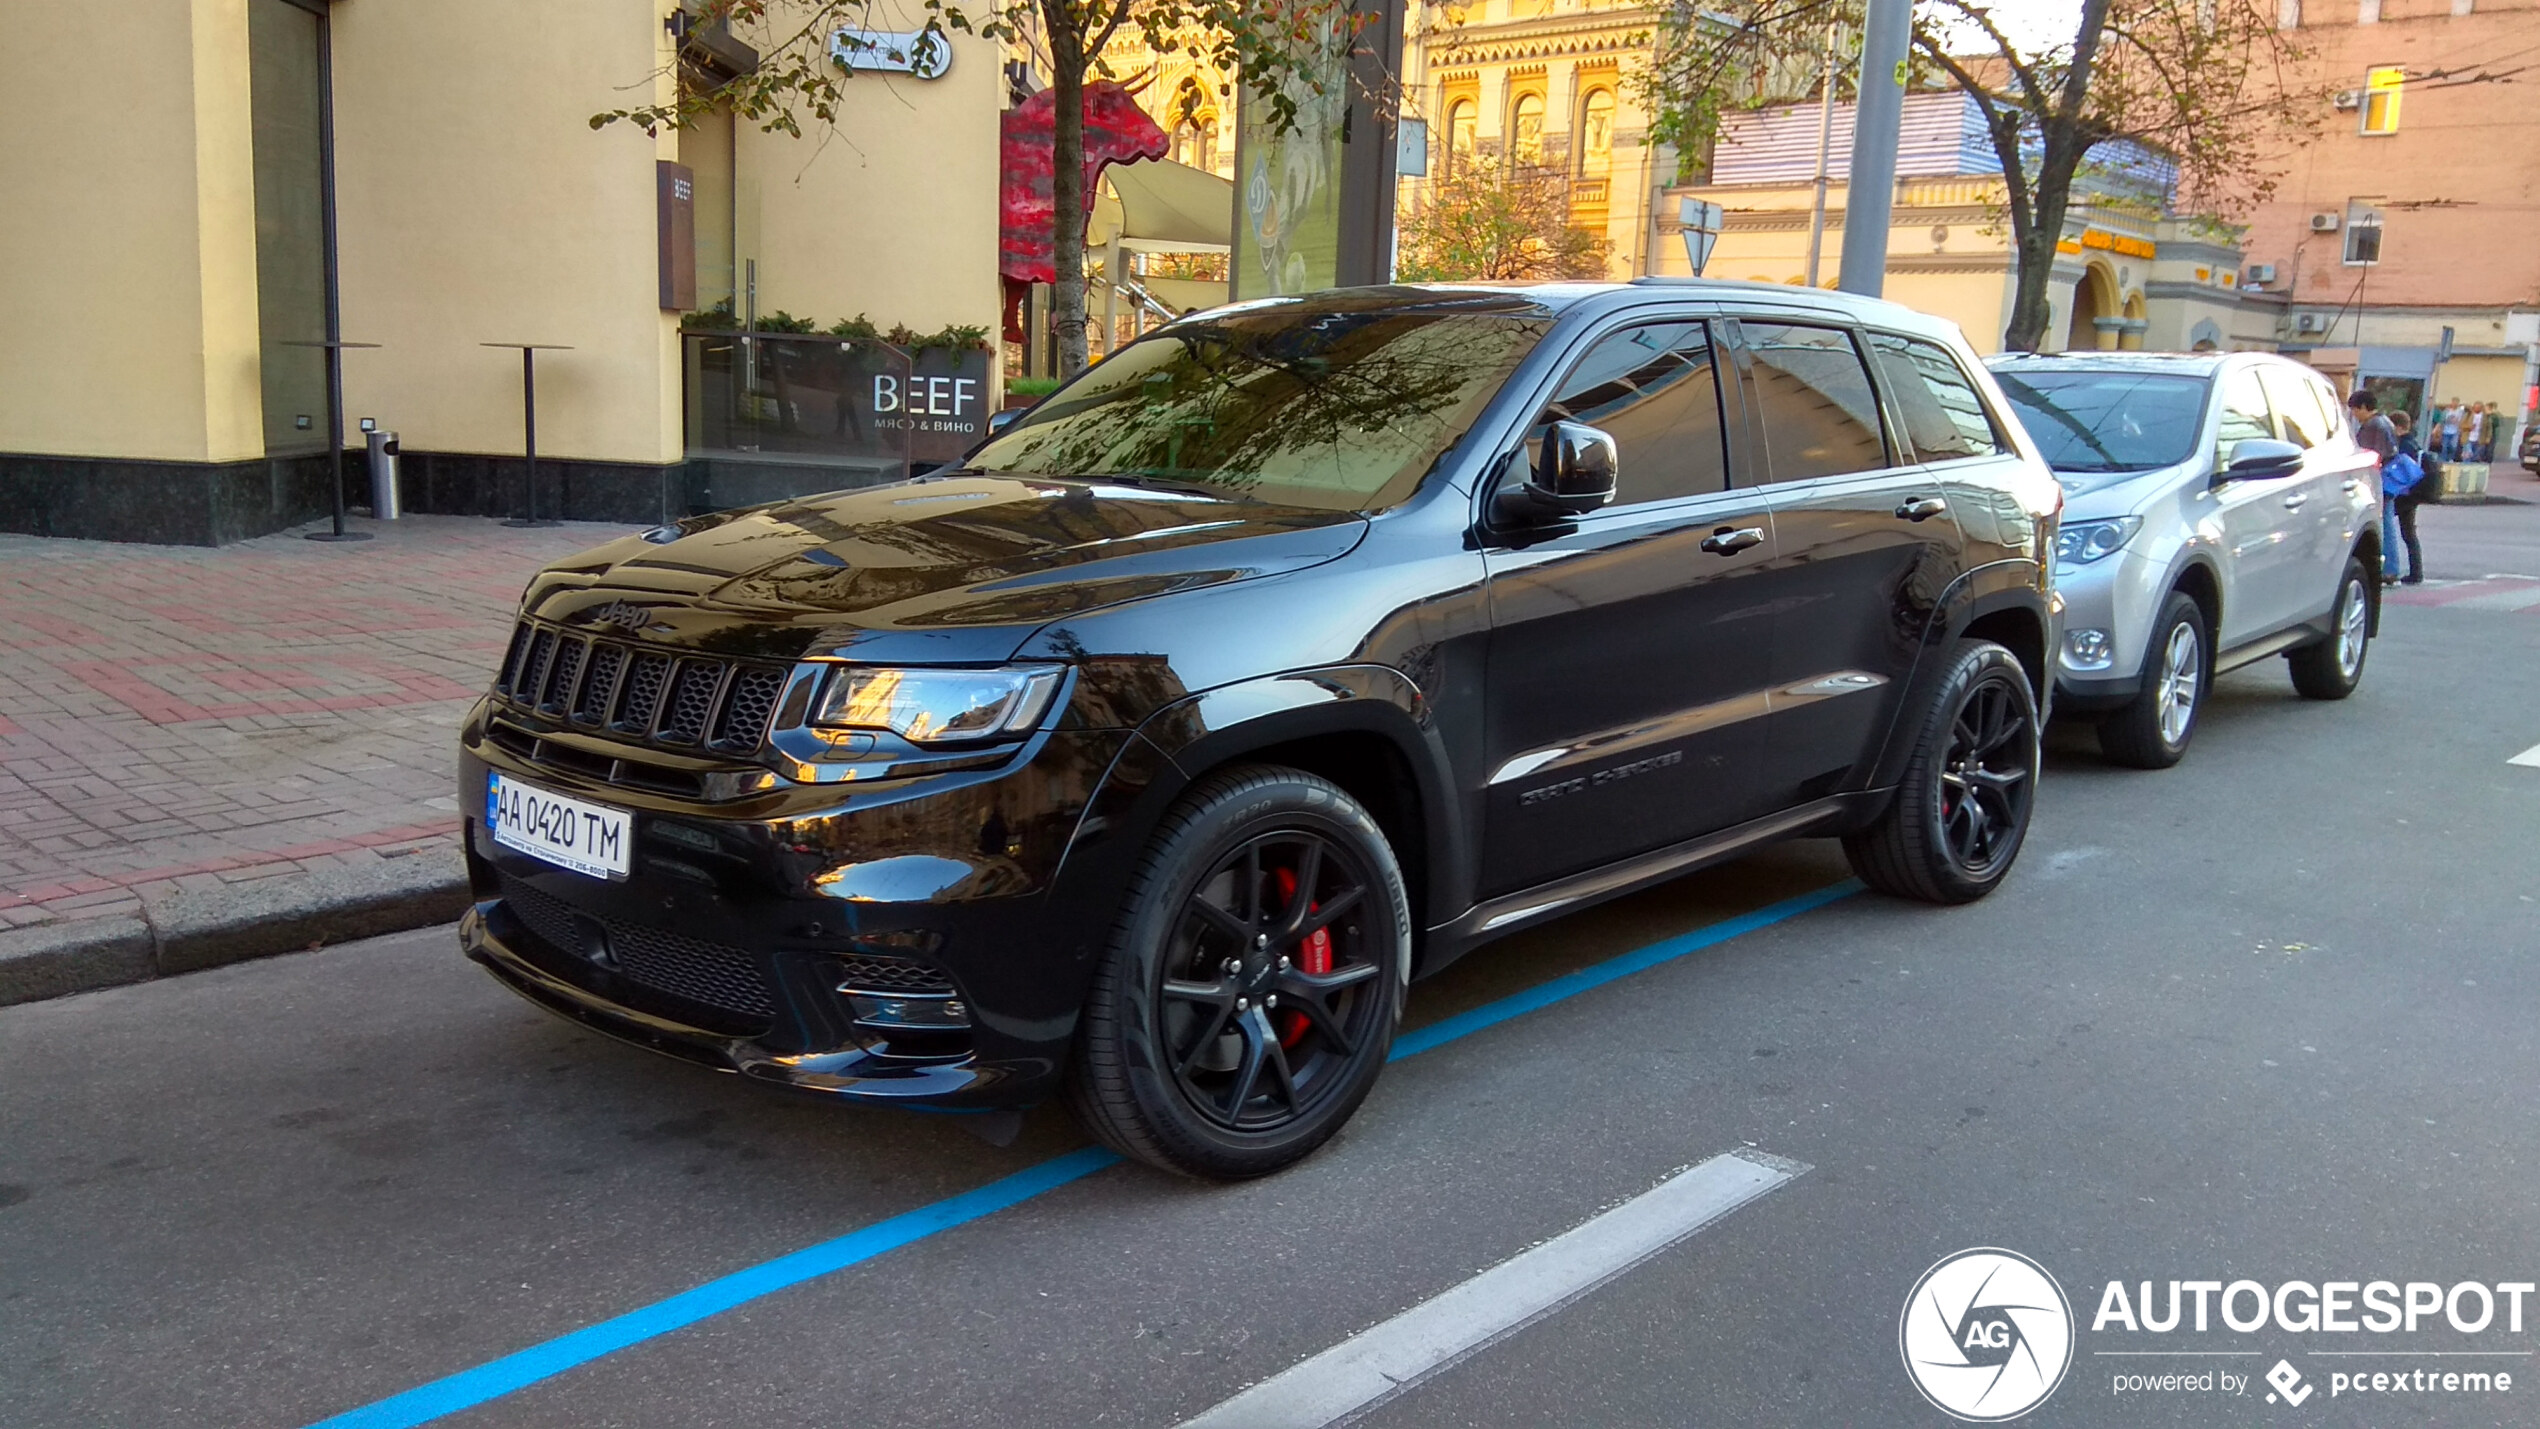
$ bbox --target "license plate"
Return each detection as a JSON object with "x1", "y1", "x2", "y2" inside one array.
[{"x1": 486, "y1": 773, "x2": 630, "y2": 880}]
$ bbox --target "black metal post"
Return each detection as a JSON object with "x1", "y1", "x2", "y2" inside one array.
[
  {"x1": 303, "y1": 10, "x2": 371, "y2": 542},
  {"x1": 495, "y1": 343, "x2": 567, "y2": 527}
]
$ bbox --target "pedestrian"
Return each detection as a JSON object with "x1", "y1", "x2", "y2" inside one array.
[
  {"x1": 2464, "y1": 402, "x2": 2487, "y2": 464},
  {"x1": 2387, "y1": 410, "x2": 2431, "y2": 584},
  {"x1": 2350, "y1": 390, "x2": 2402, "y2": 583},
  {"x1": 2479, "y1": 402, "x2": 2500, "y2": 462},
  {"x1": 2440, "y1": 400, "x2": 2464, "y2": 462}
]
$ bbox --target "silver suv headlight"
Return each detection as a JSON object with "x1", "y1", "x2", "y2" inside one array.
[
  {"x1": 812, "y1": 666, "x2": 1064, "y2": 745},
  {"x1": 2055, "y1": 516, "x2": 2143, "y2": 567}
]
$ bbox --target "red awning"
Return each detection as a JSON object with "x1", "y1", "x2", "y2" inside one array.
[{"x1": 998, "y1": 81, "x2": 1169, "y2": 285}]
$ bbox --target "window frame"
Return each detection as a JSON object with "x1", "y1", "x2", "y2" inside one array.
[
  {"x1": 2360, "y1": 65, "x2": 2404, "y2": 136},
  {"x1": 2212, "y1": 364, "x2": 2281, "y2": 472},
  {"x1": 1525, "y1": 317, "x2": 1735, "y2": 514},
  {"x1": 1509, "y1": 90, "x2": 1547, "y2": 168},
  {"x1": 1860, "y1": 329, "x2": 2016, "y2": 467},
  {"x1": 1720, "y1": 316, "x2": 1901, "y2": 487},
  {"x1": 1577, "y1": 87, "x2": 1617, "y2": 178}
]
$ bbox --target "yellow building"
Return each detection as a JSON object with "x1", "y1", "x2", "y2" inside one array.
[
  {"x1": 1, "y1": 0, "x2": 1001, "y2": 545},
  {"x1": 1400, "y1": 0, "x2": 1666, "y2": 278}
]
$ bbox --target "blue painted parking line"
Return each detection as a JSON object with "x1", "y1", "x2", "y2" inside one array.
[{"x1": 303, "y1": 879, "x2": 1858, "y2": 1429}]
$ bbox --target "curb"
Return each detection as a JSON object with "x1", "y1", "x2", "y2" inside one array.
[{"x1": 0, "y1": 848, "x2": 469, "y2": 1007}]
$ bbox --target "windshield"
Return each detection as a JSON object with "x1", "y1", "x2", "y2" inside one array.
[
  {"x1": 965, "y1": 306, "x2": 1553, "y2": 511},
  {"x1": 1992, "y1": 370, "x2": 2211, "y2": 474}
]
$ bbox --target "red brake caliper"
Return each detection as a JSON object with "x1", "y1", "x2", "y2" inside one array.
[{"x1": 1270, "y1": 866, "x2": 1331, "y2": 1047}]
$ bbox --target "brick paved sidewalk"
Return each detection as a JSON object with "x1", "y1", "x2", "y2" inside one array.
[{"x1": 0, "y1": 515, "x2": 633, "y2": 941}]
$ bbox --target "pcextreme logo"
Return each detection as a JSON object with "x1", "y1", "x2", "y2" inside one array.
[{"x1": 1901, "y1": 1248, "x2": 2077, "y2": 1421}]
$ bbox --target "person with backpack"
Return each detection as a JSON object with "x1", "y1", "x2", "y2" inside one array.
[{"x1": 2387, "y1": 410, "x2": 2431, "y2": 585}]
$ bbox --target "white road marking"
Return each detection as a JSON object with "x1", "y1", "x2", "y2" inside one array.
[
  {"x1": 2509, "y1": 743, "x2": 2540, "y2": 769},
  {"x1": 1174, "y1": 1150, "x2": 1806, "y2": 1429}
]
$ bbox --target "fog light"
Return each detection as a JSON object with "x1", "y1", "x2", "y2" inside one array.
[{"x1": 2063, "y1": 628, "x2": 2114, "y2": 671}]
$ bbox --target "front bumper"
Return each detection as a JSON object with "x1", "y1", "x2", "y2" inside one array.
[{"x1": 457, "y1": 704, "x2": 1136, "y2": 1111}]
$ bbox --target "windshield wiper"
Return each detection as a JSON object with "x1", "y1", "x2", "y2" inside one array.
[{"x1": 1087, "y1": 471, "x2": 1242, "y2": 500}]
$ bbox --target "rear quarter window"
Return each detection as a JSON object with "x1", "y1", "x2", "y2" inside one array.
[{"x1": 1866, "y1": 333, "x2": 2011, "y2": 462}]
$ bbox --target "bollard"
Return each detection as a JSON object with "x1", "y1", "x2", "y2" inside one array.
[{"x1": 366, "y1": 429, "x2": 401, "y2": 519}]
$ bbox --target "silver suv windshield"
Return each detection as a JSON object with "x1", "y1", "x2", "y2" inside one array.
[
  {"x1": 967, "y1": 305, "x2": 1553, "y2": 511},
  {"x1": 1993, "y1": 370, "x2": 2211, "y2": 474}
]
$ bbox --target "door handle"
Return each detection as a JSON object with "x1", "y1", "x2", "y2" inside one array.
[
  {"x1": 2282, "y1": 492, "x2": 2310, "y2": 510},
  {"x1": 1894, "y1": 496, "x2": 1949, "y2": 521},
  {"x1": 2341, "y1": 478, "x2": 2362, "y2": 494},
  {"x1": 1701, "y1": 526, "x2": 1765, "y2": 555}
]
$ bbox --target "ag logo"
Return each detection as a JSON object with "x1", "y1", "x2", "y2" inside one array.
[{"x1": 1900, "y1": 1248, "x2": 2075, "y2": 1421}]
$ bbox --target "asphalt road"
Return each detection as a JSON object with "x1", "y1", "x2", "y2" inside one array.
[{"x1": 5, "y1": 500, "x2": 2536, "y2": 1429}]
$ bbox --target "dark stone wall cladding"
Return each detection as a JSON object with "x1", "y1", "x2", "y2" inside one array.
[
  {"x1": 0, "y1": 451, "x2": 339, "y2": 546},
  {"x1": 0, "y1": 449, "x2": 926, "y2": 545}
]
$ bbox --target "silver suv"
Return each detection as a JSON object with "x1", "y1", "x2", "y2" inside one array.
[{"x1": 1988, "y1": 353, "x2": 2380, "y2": 767}]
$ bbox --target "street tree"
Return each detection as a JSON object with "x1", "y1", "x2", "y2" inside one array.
[
  {"x1": 1644, "y1": 0, "x2": 2321, "y2": 350},
  {"x1": 598, "y1": 0, "x2": 1357, "y2": 378},
  {"x1": 1396, "y1": 157, "x2": 1611, "y2": 282}
]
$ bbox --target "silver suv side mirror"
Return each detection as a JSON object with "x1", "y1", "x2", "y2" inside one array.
[
  {"x1": 2219, "y1": 437, "x2": 2303, "y2": 485},
  {"x1": 1498, "y1": 420, "x2": 1619, "y2": 522}
]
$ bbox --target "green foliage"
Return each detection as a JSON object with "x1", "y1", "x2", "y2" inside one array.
[
  {"x1": 1396, "y1": 158, "x2": 1611, "y2": 283},
  {"x1": 1006, "y1": 375, "x2": 1065, "y2": 398},
  {"x1": 678, "y1": 301, "x2": 990, "y2": 353}
]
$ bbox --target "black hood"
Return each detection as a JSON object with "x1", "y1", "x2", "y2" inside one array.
[{"x1": 524, "y1": 475, "x2": 1369, "y2": 664}]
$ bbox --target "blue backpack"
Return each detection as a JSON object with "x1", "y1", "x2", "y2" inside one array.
[{"x1": 2384, "y1": 450, "x2": 2425, "y2": 497}]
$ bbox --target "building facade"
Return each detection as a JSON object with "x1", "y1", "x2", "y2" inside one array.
[
  {"x1": 2238, "y1": 0, "x2": 2540, "y2": 435},
  {"x1": 1, "y1": 0, "x2": 1002, "y2": 546},
  {"x1": 1399, "y1": 0, "x2": 1670, "y2": 279},
  {"x1": 1644, "y1": 92, "x2": 2275, "y2": 357}
]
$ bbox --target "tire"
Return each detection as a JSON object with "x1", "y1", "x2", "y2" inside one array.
[
  {"x1": 2096, "y1": 591, "x2": 2208, "y2": 769},
  {"x1": 1842, "y1": 640, "x2": 2040, "y2": 905},
  {"x1": 1066, "y1": 765, "x2": 1409, "y2": 1179},
  {"x1": 2287, "y1": 558, "x2": 2372, "y2": 700}
]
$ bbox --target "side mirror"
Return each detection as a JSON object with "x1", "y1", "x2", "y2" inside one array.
[
  {"x1": 1497, "y1": 420, "x2": 1619, "y2": 523},
  {"x1": 986, "y1": 409, "x2": 1022, "y2": 437},
  {"x1": 2219, "y1": 437, "x2": 2303, "y2": 485}
]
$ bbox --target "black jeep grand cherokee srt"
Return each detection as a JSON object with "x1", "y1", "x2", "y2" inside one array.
[{"x1": 461, "y1": 282, "x2": 2061, "y2": 1178}]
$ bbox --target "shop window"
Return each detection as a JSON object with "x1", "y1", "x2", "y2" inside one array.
[{"x1": 2360, "y1": 66, "x2": 2403, "y2": 134}]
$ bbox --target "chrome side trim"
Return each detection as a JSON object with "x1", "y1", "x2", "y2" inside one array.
[{"x1": 1483, "y1": 672, "x2": 1884, "y2": 788}]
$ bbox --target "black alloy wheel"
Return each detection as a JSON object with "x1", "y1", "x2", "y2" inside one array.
[
  {"x1": 1160, "y1": 830, "x2": 1387, "y2": 1131},
  {"x1": 1843, "y1": 639, "x2": 2040, "y2": 904},
  {"x1": 1069, "y1": 766, "x2": 1408, "y2": 1179},
  {"x1": 1934, "y1": 671, "x2": 2037, "y2": 878}
]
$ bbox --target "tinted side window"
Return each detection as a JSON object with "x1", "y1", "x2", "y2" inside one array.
[
  {"x1": 1867, "y1": 333, "x2": 2009, "y2": 462},
  {"x1": 2260, "y1": 367, "x2": 2329, "y2": 449},
  {"x1": 1541, "y1": 321, "x2": 1728, "y2": 504},
  {"x1": 1741, "y1": 321, "x2": 1890, "y2": 482},
  {"x1": 2214, "y1": 369, "x2": 2274, "y2": 466}
]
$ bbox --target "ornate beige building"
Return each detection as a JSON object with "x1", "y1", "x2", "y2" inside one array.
[{"x1": 1400, "y1": 0, "x2": 1669, "y2": 278}]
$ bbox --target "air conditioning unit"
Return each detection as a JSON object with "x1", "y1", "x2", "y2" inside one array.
[
  {"x1": 2296, "y1": 313, "x2": 2326, "y2": 334},
  {"x1": 2332, "y1": 89, "x2": 2363, "y2": 110},
  {"x1": 2309, "y1": 213, "x2": 2341, "y2": 232},
  {"x1": 2244, "y1": 263, "x2": 2277, "y2": 285}
]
